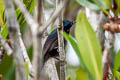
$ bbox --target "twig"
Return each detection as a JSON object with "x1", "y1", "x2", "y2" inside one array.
[
  {"x1": 18, "y1": 35, "x2": 33, "y2": 76},
  {"x1": 0, "y1": 74, "x2": 2, "y2": 80},
  {"x1": 13, "y1": 0, "x2": 38, "y2": 77},
  {"x1": 0, "y1": 47, "x2": 4, "y2": 63},
  {"x1": 103, "y1": 53, "x2": 110, "y2": 80},
  {"x1": 56, "y1": 0, "x2": 66, "y2": 80},
  {"x1": 102, "y1": 32, "x2": 115, "y2": 80},
  {"x1": 38, "y1": 0, "x2": 69, "y2": 34},
  {"x1": 13, "y1": 0, "x2": 68, "y2": 35},
  {"x1": 13, "y1": 0, "x2": 38, "y2": 35},
  {"x1": 0, "y1": 35, "x2": 13, "y2": 55},
  {"x1": 3, "y1": 0, "x2": 26, "y2": 80},
  {"x1": 13, "y1": 0, "x2": 68, "y2": 79},
  {"x1": 104, "y1": 23, "x2": 120, "y2": 33}
]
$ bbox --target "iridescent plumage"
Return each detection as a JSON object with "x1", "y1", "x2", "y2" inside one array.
[{"x1": 42, "y1": 20, "x2": 74, "y2": 63}]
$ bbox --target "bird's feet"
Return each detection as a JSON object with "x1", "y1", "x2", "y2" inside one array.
[
  {"x1": 59, "y1": 60, "x2": 67, "y2": 65},
  {"x1": 55, "y1": 57, "x2": 67, "y2": 64}
]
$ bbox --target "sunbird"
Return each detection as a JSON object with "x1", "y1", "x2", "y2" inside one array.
[{"x1": 42, "y1": 20, "x2": 75, "y2": 64}]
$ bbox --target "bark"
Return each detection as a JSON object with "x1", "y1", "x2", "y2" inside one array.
[
  {"x1": 56, "y1": 0, "x2": 66, "y2": 80},
  {"x1": 3, "y1": 0, "x2": 26, "y2": 80},
  {"x1": 32, "y1": 0, "x2": 44, "y2": 79}
]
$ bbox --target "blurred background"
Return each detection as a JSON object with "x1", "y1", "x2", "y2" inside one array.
[
  {"x1": 0, "y1": 0, "x2": 120, "y2": 80},
  {"x1": 0, "y1": 0, "x2": 81, "y2": 80}
]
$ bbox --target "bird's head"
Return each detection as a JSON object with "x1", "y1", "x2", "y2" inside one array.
[{"x1": 63, "y1": 20, "x2": 75, "y2": 33}]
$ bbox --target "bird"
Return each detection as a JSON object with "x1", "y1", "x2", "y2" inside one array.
[{"x1": 42, "y1": 20, "x2": 75, "y2": 65}]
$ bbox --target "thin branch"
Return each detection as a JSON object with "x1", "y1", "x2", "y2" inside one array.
[
  {"x1": 3, "y1": 0, "x2": 26, "y2": 80},
  {"x1": 14, "y1": 0, "x2": 68, "y2": 35},
  {"x1": 18, "y1": 35, "x2": 33, "y2": 76},
  {"x1": 38, "y1": 0, "x2": 69, "y2": 34},
  {"x1": 56, "y1": 0, "x2": 66, "y2": 80},
  {"x1": 13, "y1": 0, "x2": 45, "y2": 79},
  {"x1": 13, "y1": 0, "x2": 38, "y2": 35},
  {"x1": 102, "y1": 33, "x2": 114, "y2": 67},
  {"x1": 0, "y1": 74, "x2": 2, "y2": 80},
  {"x1": 0, "y1": 35, "x2": 13, "y2": 55},
  {"x1": 13, "y1": 0, "x2": 35, "y2": 77},
  {"x1": 0, "y1": 47, "x2": 4, "y2": 63},
  {"x1": 13, "y1": 0, "x2": 68, "y2": 79},
  {"x1": 104, "y1": 23, "x2": 120, "y2": 33},
  {"x1": 102, "y1": 32, "x2": 115, "y2": 80}
]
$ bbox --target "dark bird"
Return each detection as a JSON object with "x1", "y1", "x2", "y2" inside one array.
[{"x1": 42, "y1": 20, "x2": 75, "y2": 65}]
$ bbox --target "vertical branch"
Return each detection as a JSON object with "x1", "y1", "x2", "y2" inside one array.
[
  {"x1": 13, "y1": 0, "x2": 68, "y2": 79},
  {"x1": 3, "y1": 0, "x2": 26, "y2": 80},
  {"x1": 102, "y1": 32, "x2": 115, "y2": 80},
  {"x1": 56, "y1": 0, "x2": 66, "y2": 80},
  {"x1": 12, "y1": 0, "x2": 44, "y2": 79},
  {"x1": 0, "y1": 47, "x2": 4, "y2": 63},
  {"x1": 12, "y1": 0, "x2": 43, "y2": 79},
  {"x1": 38, "y1": 0, "x2": 68, "y2": 33},
  {"x1": 32, "y1": 0, "x2": 44, "y2": 80}
]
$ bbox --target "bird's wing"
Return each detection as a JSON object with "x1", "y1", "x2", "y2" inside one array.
[{"x1": 42, "y1": 29, "x2": 58, "y2": 56}]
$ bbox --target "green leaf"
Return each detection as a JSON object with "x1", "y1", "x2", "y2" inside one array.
[
  {"x1": 76, "y1": 0, "x2": 100, "y2": 10},
  {"x1": 75, "y1": 11, "x2": 102, "y2": 80},
  {"x1": 0, "y1": 24, "x2": 8, "y2": 39},
  {"x1": 114, "y1": 50, "x2": 120, "y2": 72},
  {"x1": 2, "y1": 64, "x2": 15, "y2": 80},
  {"x1": 92, "y1": 0, "x2": 108, "y2": 9},
  {"x1": 62, "y1": 32, "x2": 94, "y2": 80},
  {"x1": 0, "y1": 0, "x2": 4, "y2": 14},
  {"x1": 62, "y1": 32, "x2": 83, "y2": 67},
  {"x1": 76, "y1": 0, "x2": 108, "y2": 10},
  {"x1": 115, "y1": 71, "x2": 120, "y2": 80},
  {"x1": 0, "y1": 0, "x2": 5, "y2": 27},
  {"x1": 0, "y1": 0, "x2": 35, "y2": 39},
  {"x1": 76, "y1": 68, "x2": 89, "y2": 80},
  {"x1": 66, "y1": 75, "x2": 72, "y2": 80},
  {"x1": 76, "y1": 0, "x2": 109, "y2": 15},
  {"x1": 104, "y1": 0, "x2": 111, "y2": 9},
  {"x1": 116, "y1": 0, "x2": 120, "y2": 15},
  {"x1": 24, "y1": 62, "x2": 29, "y2": 80},
  {"x1": 0, "y1": 53, "x2": 15, "y2": 80}
]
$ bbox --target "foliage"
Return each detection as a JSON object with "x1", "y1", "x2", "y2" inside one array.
[
  {"x1": 1, "y1": 0, "x2": 120, "y2": 80},
  {"x1": 0, "y1": 0, "x2": 35, "y2": 79},
  {"x1": 76, "y1": 0, "x2": 107, "y2": 11},
  {"x1": 63, "y1": 11, "x2": 102, "y2": 80},
  {"x1": 75, "y1": 11, "x2": 102, "y2": 80},
  {"x1": 113, "y1": 50, "x2": 120, "y2": 79}
]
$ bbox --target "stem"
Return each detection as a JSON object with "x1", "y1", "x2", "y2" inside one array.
[
  {"x1": 0, "y1": 35, "x2": 13, "y2": 55},
  {"x1": 32, "y1": 0, "x2": 44, "y2": 79},
  {"x1": 102, "y1": 32, "x2": 115, "y2": 80},
  {"x1": 56, "y1": 0, "x2": 66, "y2": 80},
  {"x1": 3, "y1": 0, "x2": 26, "y2": 80},
  {"x1": 38, "y1": 0, "x2": 68, "y2": 34}
]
